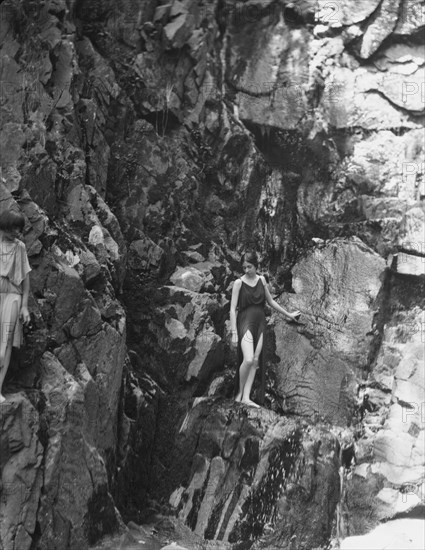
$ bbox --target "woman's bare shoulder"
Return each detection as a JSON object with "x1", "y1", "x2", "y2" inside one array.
[{"x1": 233, "y1": 278, "x2": 242, "y2": 288}]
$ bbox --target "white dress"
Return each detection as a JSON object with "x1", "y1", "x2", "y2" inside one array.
[{"x1": 0, "y1": 238, "x2": 31, "y2": 350}]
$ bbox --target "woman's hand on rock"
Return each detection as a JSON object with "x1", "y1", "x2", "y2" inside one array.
[
  {"x1": 20, "y1": 306, "x2": 30, "y2": 324},
  {"x1": 288, "y1": 310, "x2": 301, "y2": 321}
]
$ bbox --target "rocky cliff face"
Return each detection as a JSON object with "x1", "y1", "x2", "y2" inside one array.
[
  {"x1": 165, "y1": 400, "x2": 341, "y2": 549},
  {"x1": 0, "y1": 0, "x2": 423, "y2": 549}
]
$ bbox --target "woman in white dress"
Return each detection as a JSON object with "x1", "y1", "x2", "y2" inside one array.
[{"x1": 0, "y1": 210, "x2": 31, "y2": 403}]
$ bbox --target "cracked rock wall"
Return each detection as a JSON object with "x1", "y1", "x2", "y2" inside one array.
[{"x1": 0, "y1": 0, "x2": 424, "y2": 548}]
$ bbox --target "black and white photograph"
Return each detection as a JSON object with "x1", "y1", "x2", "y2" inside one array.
[{"x1": 0, "y1": 1, "x2": 424, "y2": 549}]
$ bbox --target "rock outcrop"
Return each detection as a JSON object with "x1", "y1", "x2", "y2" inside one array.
[
  {"x1": 0, "y1": 395, "x2": 42, "y2": 550},
  {"x1": 0, "y1": 190, "x2": 127, "y2": 549},
  {"x1": 0, "y1": 0, "x2": 423, "y2": 548},
  {"x1": 166, "y1": 399, "x2": 340, "y2": 549},
  {"x1": 271, "y1": 237, "x2": 386, "y2": 424},
  {"x1": 343, "y1": 266, "x2": 425, "y2": 537}
]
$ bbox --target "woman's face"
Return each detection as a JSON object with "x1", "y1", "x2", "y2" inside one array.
[
  {"x1": 242, "y1": 261, "x2": 256, "y2": 277},
  {"x1": 0, "y1": 227, "x2": 21, "y2": 241}
]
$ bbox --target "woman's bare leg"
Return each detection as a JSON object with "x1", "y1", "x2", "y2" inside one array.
[
  {"x1": 241, "y1": 333, "x2": 264, "y2": 407},
  {"x1": 235, "y1": 330, "x2": 254, "y2": 402},
  {"x1": 0, "y1": 301, "x2": 19, "y2": 402}
]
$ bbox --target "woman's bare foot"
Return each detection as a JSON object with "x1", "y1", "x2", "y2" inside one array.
[
  {"x1": 241, "y1": 398, "x2": 260, "y2": 408},
  {"x1": 0, "y1": 394, "x2": 7, "y2": 404},
  {"x1": 235, "y1": 393, "x2": 242, "y2": 402}
]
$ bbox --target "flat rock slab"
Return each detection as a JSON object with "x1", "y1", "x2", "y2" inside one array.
[
  {"x1": 396, "y1": 253, "x2": 425, "y2": 276},
  {"x1": 340, "y1": 518, "x2": 425, "y2": 549}
]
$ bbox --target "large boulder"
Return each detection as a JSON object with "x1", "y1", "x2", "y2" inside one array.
[
  {"x1": 36, "y1": 353, "x2": 122, "y2": 549},
  {"x1": 270, "y1": 238, "x2": 386, "y2": 424},
  {"x1": 226, "y1": 5, "x2": 312, "y2": 131},
  {"x1": 166, "y1": 399, "x2": 340, "y2": 549},
  {"x1": 0, "y1": 395, "x2": 43, "y2": 550}
]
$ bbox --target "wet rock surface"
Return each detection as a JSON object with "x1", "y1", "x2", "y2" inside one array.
[{"x1": 164, "y1": 399, "x2": 340, "y2": 549}]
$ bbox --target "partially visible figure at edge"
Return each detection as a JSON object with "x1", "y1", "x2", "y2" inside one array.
[
  {"x1": 230, "y1": 251, "x2": 300, "y2": 408},
  {"x1": 0, "y1": 210, "x2": 31, "y2": 403}
]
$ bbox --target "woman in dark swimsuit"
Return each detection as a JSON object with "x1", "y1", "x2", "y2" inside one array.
[{"x1": 230, "y1": 252, "x2": 300, "y2": 407}]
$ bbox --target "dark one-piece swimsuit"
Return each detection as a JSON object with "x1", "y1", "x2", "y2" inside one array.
[{"x1": 235, "y1": 277, "x2": 266, "y2": 403}]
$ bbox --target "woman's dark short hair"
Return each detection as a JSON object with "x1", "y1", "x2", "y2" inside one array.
[
  {"x1": 241, "y1": 251, "x2": 258, "y2": 269},
  {"x1": 0, "y1": 210, "x2": 25, "y2": 232}
]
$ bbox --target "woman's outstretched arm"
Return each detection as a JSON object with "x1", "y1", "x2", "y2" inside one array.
[{"x1": 260, "y1": 276, "x2": 300, "y2": 320}]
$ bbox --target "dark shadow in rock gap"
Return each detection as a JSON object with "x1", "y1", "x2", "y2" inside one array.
[{"x1": 142, "y1": 111, "x2": 181, "y2": 137}]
